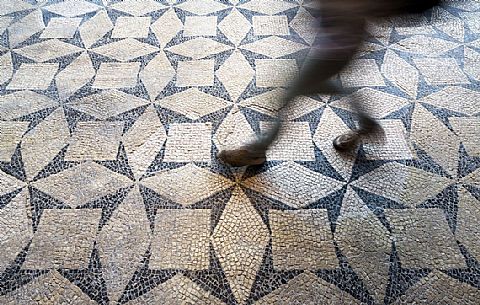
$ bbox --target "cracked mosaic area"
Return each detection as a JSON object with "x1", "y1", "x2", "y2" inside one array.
[{"x1": 1, "y1": 0, "x2": 480, "y2": 304}]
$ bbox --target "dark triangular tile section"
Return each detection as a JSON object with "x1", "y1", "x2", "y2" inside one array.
[
  {"x1": 246, "y1": 240, "x2": 301, "y2": 304},
  {"x1": 0, "y1": 143, "x2": 26, "y2": 182},
  {"x1": 314, "y1": 243, "x2": 375, "y2": 305},
  {"x1": 444, "y1": 243, "x2": 480, "y2": 289},
  {"x1": 31, "y1": 145, "x2": 79, "y2": 182},
  {"x1": 96, "y1": 143, "x2": 135, "y2": 181},
  {"x1": 139, "y1": 185, "x2": 183, "y2": 232},
  {"x1": 304, "y1": 186, "x2": 347, "y2": 233},
  {"x1": 0, "y1": 241, "x2": 47, "y2": 296},
  {"x1": 384, "y1": 242, "x2": 431, "y2": 305},
  {"x1": 352, "y1": 186, "x2": 408, "y2": 232},
  {"x1": 462, "y1": 184, "x2": 480, "y2": 201},
  {"x1": 417, "y1": 184, "x2": 458, "y2": 233},
  {"x1": 294, "y1": 105, "x2": 326, "y2": 134},
  {"x1": 243, "y1": 188, "x2": 296, "y2": 214},
  {"x1": 78, "y1": 185, "x2": 134, "y2": 230},
  {"x1": 241, "y1": 161, "x2": 285, "y2": 181},
  {"x1": 183, "y1": 244, "x2": 239, "y2": 305},
  {"x1": 63, "y1": 105, "x2": 99, "y2": 134},
  {"x1": 153, "y1": 103, "x2": 194, "y2": 127},
  {"x1": 59, "y1": 246, "x2": 109, "y2": 305},
  {"x1": 142, "y1": 141, "x2": 172, "y2": 177},
  {"x1": 330, "y1": 106, "x2": 357, "y2": 130},
  {"x1": 117, "y1": 247, "x2": 177, "y2": 304},
  {"x1": 420, "y1": 102, "x2": 467, "y2": 132},
  {"x1": 190, "y1": 187, "x2": 234, "y2": 234},
  {"x1": 240, "y1": 106, "x2": 277, "y2": 137},
  {"x1": 296, "y1": 146, "x2": 346, "y2": 182},
  {"x1": 404, "y1": 142, "x2": 452, "y2": 178},
  {"x1": 198, "y1": 106, "x2": 232, "y2": 134},
  {"x1": 29, "y1": 186, "x2": 70, "y2": 232},
  {"x1": 349, "y1": 148, "x2": 390, "y2": 183},
  {"x1": 13, "y1": 106, "x2": 58, "y2": 133},
  {"x1": 457, "y1": 143, "x2": 480, "y2": 179},
  {"x1": 106, "y1": 104, "x2": 149, "y2": 134},
  {"x1": 0, "y1": 188, "x2": 23, "y2": 209},
  {"x1": 383, "y1": 103, "x2": 415, "y2": 132}
]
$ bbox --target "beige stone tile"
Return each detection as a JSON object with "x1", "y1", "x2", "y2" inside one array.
[
  {"x1": 0, "y1": 91, "x2": 57, "y2": 120},
  {"x1": 176, "y1": 0, "x2": 228, "y2": 15},
  {"x1": 69, "y1": 90, "x2": 149, "y2": 120},
  {"x1": 212, "y1": 188, "x2": 269, "y2": 304},
  {"x1": 0, "y1": 270, "x2": 97, "y2": 305},
  {"x1": 110, "y1": 0, "x2": 166, "y2": 16},
  {"x1": 352, "y1": 162, "x2": 452, "y2": 207},
  {"x1": 97, "y1": 187, "x2": 151, "y2": 302},
  {"x1": 392, "y1": 35, "x2": 458, "y2": 57},
  {"x1": 7, "y1": 63, "x2": 59, "y2": 90},
  {"x1": 22, "y1": 109, "x2": 69, "y2": 179},
  {"x1": 242, "y1": 36, "x2": 307, "y2": 58},
  {"x1": 157, "y1": 88, "x2": 231, "y2": 120},
  {"x1": 238, "y1": 0, "x2": 297, "y2": 15},
  {"x1": 123, "y1": 105, "x2": 167, "y2": 179},
  {"x1": 184, "y1": 16, "x2": 217, "y2": 36},
  {"x1": 282, "y1": 95, "x2": 325, "y2": 121},
  {"x1": 313, "y1": 107, "x2": 356, "y2": 180},
  {"x1": 150, "y1": 209, "x2": 211, "y2": 270},
  {"x1": 340, "y1": 59, "x2": 385, "y2": 88},
  {"x1": 464, "y1": 47, "x2": 480, "y2": 81},
  {"x1": 32, "y1": 161, "x2": 133, "y2": 207},
  {"x1": 411, "y1": 103, "x2": 460, "y2": 176},
  {"x1": 218, "y1": 8, "x2": 251, "y2": 46},
  {"x1": 385, "y1": 209, "x2": 466, "y2": 269},
  {"x1": 214, "y1": 106, "x2": 256, "y2": 152},
  {"x1": 0, "y1": 121, "x2": 29, "y2": 162},
  {"x1": 167, "y1": 38, "x2": 232, "y2": 60},
  {"x1": 93, "y1": 62, "x2": 141, "y2": 89},
  {"x1": 140, "y1": 51, "x2": 175, "y2": 100},
  {"x1": 261, "y1": 121, "x2": 315, "y2": 161},
  {"x1": 0, "y1": 51, "x2": 13, "y2": 85},
  {"x1": 40, "y1": 17, "x2": 82, "y2": 38},
  {"x1": 216, "y1": 50, "x2": 254, "y2": 101},
  {"x1": 0, "y1": 190, "x2": 32, "y2": 273},
  {"x1": 141, "y1": 163, "x2": 233, "y2": 206},
  {"x1": 151, "y1": 8, "x2": 183, "y2": 46},
  {"x1": 176, "y1": 60, "x2": 215, "y2": 87},
  {"x1": 256, "y1": 59, "x2": 298, "y2": 87},
  {"x1": 65, "y1": 121, "x2": 124, "y2": 161},
  {"x1": 14, "y1": 39, "x2": 83, "y2": 62},
  {"x1": 390, "y1": 15, "x2": 435, "y2": 36},
  {"x1": 163, "y1": 123, "x2": 212, "y2": 162},
  {"x1": 391, "y1": 270, "x2": 480, "y2": 305},
  {"x1": 450, "y1": 117, "x2": 480, "y2": 157},
  {"x1": 455, "y1": 187, "x2": 480, "y2": 261},
  {"x1": 112, "y1": 16, "x2": 151, "y2": 38},
  {"x1": 125, "y1": 275, "x2": 226, "y2": 305},
  {"x1": 433, "y1": 7, "x2": 465, "y2": 41},
  {"x1": 253, "y1": 16, "x2": 289, "y2": 36},
  {"x1": 56, "y1": 52, "x2": 96, "y2": 100},
  {"x1": 413, "y1": 57, "x2": 469, "y2": 85},
  {"x1": 363, "y1": 119, "x2": 414, "y2": 160},
  {"x1": 332, "y1": 87, "x2": 410, "y2": 119},
  {"x1": 90, "y1": 38, "x2": 159, "y2": 62},
  {"x1": 8, "y1": 10, "x2": 45, "y2": 47},
  {"x1": 44, "y1": 0, "x2": 101, "y2": 17},
  {"x1": 420, "y1": 86, "x2": 480, "y2": 116},
  {"x1": 0, "y1": 170, "x2": 25, "y2": 195},
  {"x1": 23, "y1": 209, "x2": 102, "y2": 269},
  {"x1": 243, "y1": 162, "x2": 344, "y2": 208},
  {"x1": 238, "y1": 88, "x2": 287, "y2": 116},
  {"x1": 290, "y1": 7, "x2": 317, "y2": 44},
  {"x1": 462, "y1": 168, "x2": 480, "y2": 189},
  {"x1": 270, "y1": 209, "x2": 338, "y2": 270},
  {"x1": 79, "y1": 10, "x2": 113, "y2": 48},
  {"x1": 0, "y1": 0, "x2": 33, "y2": 16},
  {"x1": 336, "y1": 187, "x2": 391, "y2": 304},
  {"x1": 0, "y1": 16, "x2": 13, "y2": 35}
]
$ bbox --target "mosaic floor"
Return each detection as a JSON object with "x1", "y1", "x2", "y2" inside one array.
[{"x1": 1, "y1": 0, "x2": 480, "y2": 304}]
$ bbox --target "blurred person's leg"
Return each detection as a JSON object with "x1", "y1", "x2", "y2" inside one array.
[{"x1": 218, "y1": 11, "x2": 382, "y2": 166}]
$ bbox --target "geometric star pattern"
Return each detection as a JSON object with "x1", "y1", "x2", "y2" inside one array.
[{"x1": 1, "y1": 0, "x2": 480, "y2": 304}]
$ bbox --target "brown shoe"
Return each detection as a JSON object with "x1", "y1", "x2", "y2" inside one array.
[
  {"x1": 332, "y1": 131, "x2": 361, "y2": 152},
  {"x1": 218, "y1": 145, "x2": 267, "y2": 167}
]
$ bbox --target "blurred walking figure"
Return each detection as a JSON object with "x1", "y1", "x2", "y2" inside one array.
[{"x1": 218, "y1": 0, "x2": 440, "y2": 167}]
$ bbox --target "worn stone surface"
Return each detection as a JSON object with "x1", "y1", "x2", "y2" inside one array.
[{"x1": 0, "y1": 1, "x2": 479, "y2": 304}]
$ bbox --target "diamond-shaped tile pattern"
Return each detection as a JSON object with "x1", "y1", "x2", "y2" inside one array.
[{"x1": 1, "y1": 1, "x2": 480, "y2": 304}]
